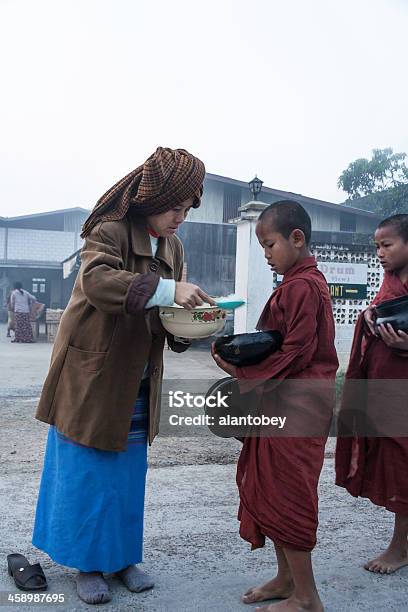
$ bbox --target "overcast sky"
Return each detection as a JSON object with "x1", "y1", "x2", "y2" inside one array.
[{"x1": 1, "y1": 0, "x2": 407, "y2": 216}]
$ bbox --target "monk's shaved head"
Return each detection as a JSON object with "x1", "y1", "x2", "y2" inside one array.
[
  {"x1": 258, "y1": 200, "x2": 312, "y2": 245},
  {"x1": 377, "y1": 214, "x2": 408, "y2": 242}
]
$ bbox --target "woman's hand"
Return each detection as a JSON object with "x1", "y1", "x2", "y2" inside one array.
[
  {"x1": 364, "y1": 305, "x2": 377, "y2": 335},
  {"x1": 174, "y1": 282, "x2": 216, "y2": 310},
  {"x1": 378, "y1": 323, "x2": 408, "y2": 351},
  {"x1": 211, "y1": 342, "x2": 237, "y2": 377}
]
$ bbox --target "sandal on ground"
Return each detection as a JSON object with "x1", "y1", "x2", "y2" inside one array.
[{"x1": 7, "y1": 554, "x2": 48, "y2": 591}]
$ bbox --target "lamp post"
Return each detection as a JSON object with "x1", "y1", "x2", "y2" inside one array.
[{"x1": 248, "y1": 175, "x2": 263, "y2": 201}]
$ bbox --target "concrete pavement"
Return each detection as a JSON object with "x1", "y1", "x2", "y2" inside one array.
[{"x1": 0, "y1": 324, "x2": 407, "y2": 611}]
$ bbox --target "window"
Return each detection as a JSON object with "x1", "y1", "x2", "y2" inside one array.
[
  {"x1": 340, "y1": 212, "x2": 356, "y2": 232},
  {"x1": 32, "y1": 278, "x2": 46, "y2": 294}
]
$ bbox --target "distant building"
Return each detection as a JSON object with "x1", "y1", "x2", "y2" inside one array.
[
  {"x1": 0, "y1": 173, "x2": 380, "y2": 319},
  {"x1": 0, "y1": 208, "x2": 88, "y2": 314},
  {"x1": 194, "y1": 173, "x2": 380, "y2": 234}
]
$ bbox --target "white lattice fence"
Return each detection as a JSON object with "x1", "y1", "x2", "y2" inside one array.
[
  {"x1": 271, "y1": 242, "x2": 381, "y2": 368},
  {"x1": 312, "y1": 244, "x2": 381, "y2": 325}
]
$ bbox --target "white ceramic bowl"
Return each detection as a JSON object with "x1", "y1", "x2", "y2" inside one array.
[{"x1": 159, "y1": 304, "x2": 227, "y2": 339}]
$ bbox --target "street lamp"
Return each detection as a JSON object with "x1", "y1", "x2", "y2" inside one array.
[{"x1": 248, "y1": 175, "x2": 263, "y2": 201}]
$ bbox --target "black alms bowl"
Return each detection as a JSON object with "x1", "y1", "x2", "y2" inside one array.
[
  {"x1": 374, "y1": 295, "x2": 408, "y2": 333},
  {"x1": 214, "y1": 330, "x2": 283, "y2": 367}
]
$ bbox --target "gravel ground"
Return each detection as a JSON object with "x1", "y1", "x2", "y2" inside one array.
[{"x1": 0, "y1": 326, "x2": 407, "y2": 611}]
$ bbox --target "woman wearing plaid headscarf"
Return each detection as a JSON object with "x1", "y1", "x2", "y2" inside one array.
[{"x1": 32, "y1": 147, "x2": 213, "y2": 604}]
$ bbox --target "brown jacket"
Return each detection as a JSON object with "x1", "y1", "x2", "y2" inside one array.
[{"x1": 35, "y1": 212, "x2": 188, "y2": 451}]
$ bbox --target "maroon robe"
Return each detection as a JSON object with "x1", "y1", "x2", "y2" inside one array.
[
  {"x1": 335, "y1": 272, "x2": 408, "y2": 514},
  {"x1": 236, "y1": 257, "x2": 338, "y2": 552}
]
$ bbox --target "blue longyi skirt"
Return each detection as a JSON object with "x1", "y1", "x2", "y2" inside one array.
[{"x1": 32, "y1": 384, "x2": 149, "y2": 573}]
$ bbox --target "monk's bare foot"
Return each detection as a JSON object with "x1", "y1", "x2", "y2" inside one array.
[
  {"x1": 364, "y1": 548, "x2": 408, "y2": 574},
  {"x1": 255, "y1": 592, "x2": 323, "y2": 611},
  {"x1": 242, "y1": 576, "x2": 294, "y2": 604}
]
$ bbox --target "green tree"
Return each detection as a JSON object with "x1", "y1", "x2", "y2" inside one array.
[{"x1": 338, "y1": 148, "x2": 408, "y2": 216}]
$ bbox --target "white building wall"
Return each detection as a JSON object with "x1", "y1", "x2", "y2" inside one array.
[
  {"x1": 187, "y1": 179, "x2": 224, "y2": 223},
  {"x1": 233, "y1": 220, "x2": 250, "y2": 333},
  {"x1": 63, "y1": 211, "x2": 88, "y2": 233},
  {"x1": 246, "y1": 222, "x2": 275, "y2": 332},
  {"x1": 234, "y1": 208, "x2": 275, "y2": 334},
  {"x1": 308, "y1": 204, "x2": 340, "y2": 231},
  {"x1": 7, "y1": 229, "x2": 82, "y2": 262}
]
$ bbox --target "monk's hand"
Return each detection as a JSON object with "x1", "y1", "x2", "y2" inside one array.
[
  {"x1": 211, "y1": 342, "x2": 237, "y2": 377},
  {"x1": 364, "y1": 305, "x2": 377, "y2": 335},
  {"x1": 174, "y1": 282, "x2": 216, "y2": 310},
  {"x1": 378, "y1": 323, "x2": 408, "y2": 351}
]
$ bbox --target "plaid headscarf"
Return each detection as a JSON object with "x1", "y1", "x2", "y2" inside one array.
[{"x1": 81, "y1": 147, "x2": 205, "y2": 238}]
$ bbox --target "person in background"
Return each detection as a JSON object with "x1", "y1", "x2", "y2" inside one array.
[{"x1": 10, "y1": 282, "x2": 36, "y2": 343}]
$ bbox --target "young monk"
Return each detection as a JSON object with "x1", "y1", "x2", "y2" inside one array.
[
  {"x1": 336, "y1": 214, "x2": 408, "y2": 574},
  {"x1": 212, "y1": 200, "x2": 338, "y2": 612}
]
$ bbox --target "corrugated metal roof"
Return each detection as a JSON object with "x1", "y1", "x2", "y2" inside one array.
[{"x1": 2, "y1": 207, "x2": 89, "y2": 221}]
